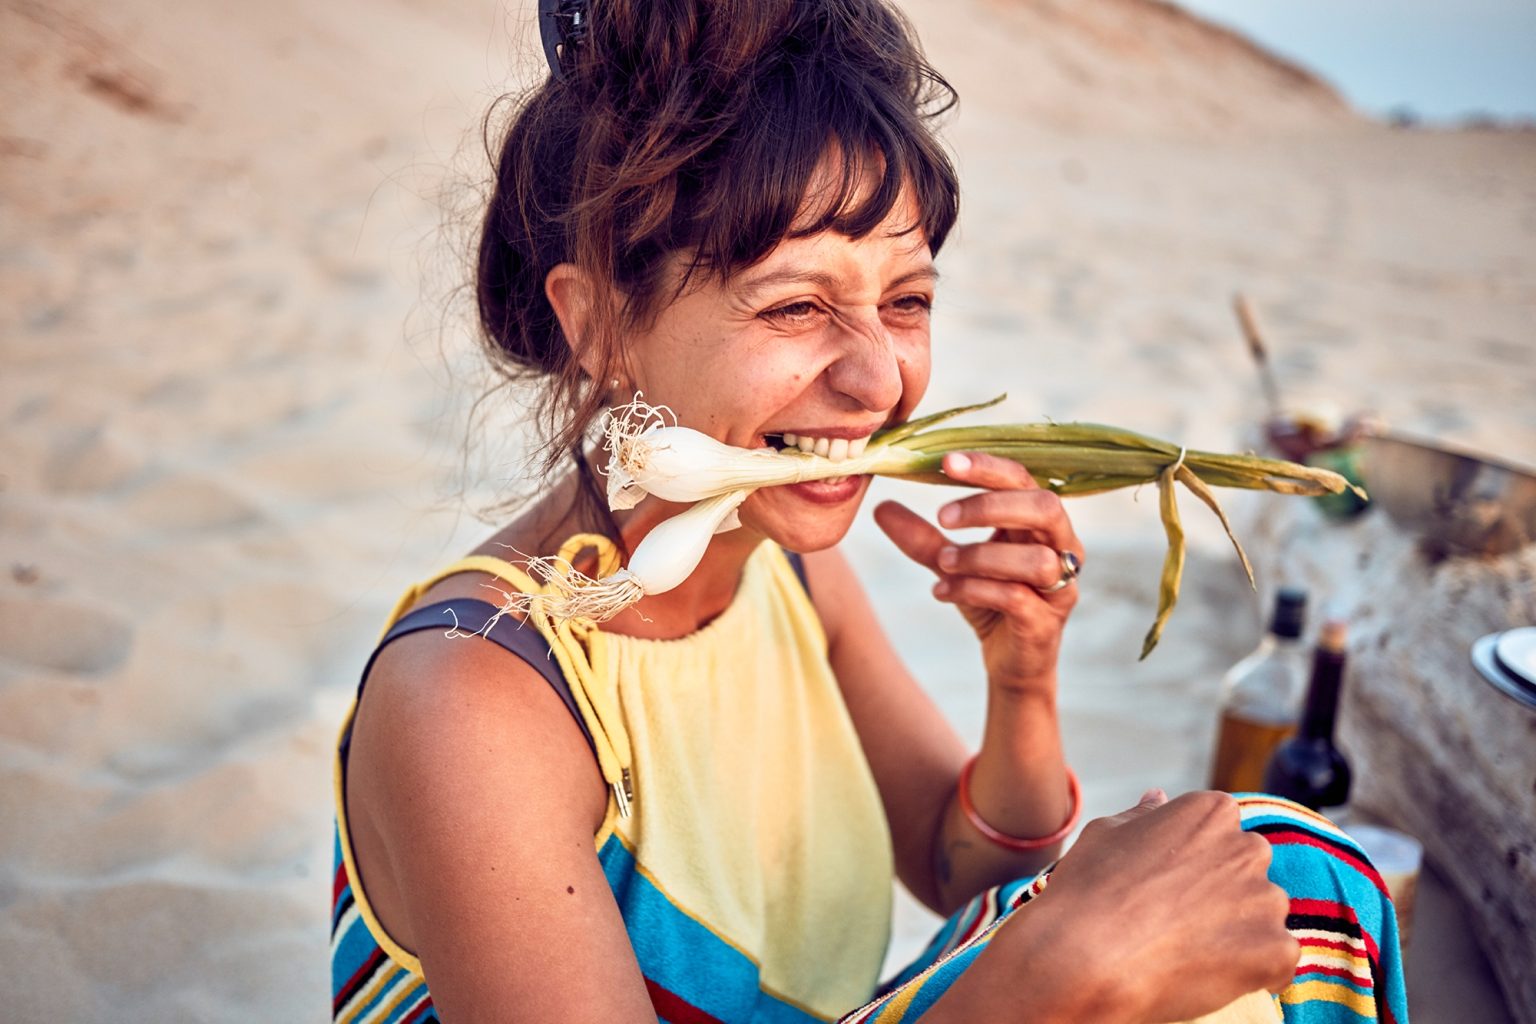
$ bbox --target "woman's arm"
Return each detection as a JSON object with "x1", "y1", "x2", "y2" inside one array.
[
  {"x1": 806, "y1": 544, "x2": 1069, "y2": 915},
  {"x1": 346, "y1": 632, "x2": 658, "y2": 1022},
  {"x1": 810, "y1": 451, "x2": 1086, "y2": 915}
]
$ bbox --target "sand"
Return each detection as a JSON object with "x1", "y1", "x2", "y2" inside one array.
[{"x1": 2, "y1": 0, "x2": 1532, "y2": 1019}]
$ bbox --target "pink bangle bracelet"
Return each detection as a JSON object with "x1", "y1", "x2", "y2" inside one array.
[{"x1": 958, "y1": 756, "x2": 1082, "y2": 851}]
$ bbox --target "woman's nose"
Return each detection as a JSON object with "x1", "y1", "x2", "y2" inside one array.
[{"x1": 824, "y1": 310, "x2": 904, "y2": 413}]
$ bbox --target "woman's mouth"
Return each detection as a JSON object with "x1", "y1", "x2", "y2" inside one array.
[
  {"x1": 780, "y1": 475, "x2": 866, "y2": 504},
  {"x1": 754, "y1": 430, "x2": 879, "y2": 504}
]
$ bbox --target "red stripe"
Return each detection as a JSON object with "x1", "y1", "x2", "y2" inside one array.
[
  {"x1": 1290, "y1": 897, "x2": 1356, "y2": 919},
  {"x1": 954, "y1": 888, "x2": 996, "y2": 948},
  {"x1": 1270, "y1": 833, "x2": 1390, "y2": 897},
  {"x1": 1291, "y1": 899, "x2": 1385, "y2": 985},
  {"x1": 334, "y1": 947, "x2": 387, "y2": 1013},
  {"x1": 401, "y1": 995, "x2": 436, "y2": 1023},
  {"x1": 334, "y1": 861, "x2": 350, "y2": 904},
  {"x1": 644, "y1": 978, "x2": 727, "y2": 1024}
]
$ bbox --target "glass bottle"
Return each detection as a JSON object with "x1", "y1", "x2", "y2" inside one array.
[
  {"x1": 1208, "y1": 587, "x2": 1309, "y2": 792},
  {"x1": 1262, "y1": 619, "x2": 1353, "y2": 813}
]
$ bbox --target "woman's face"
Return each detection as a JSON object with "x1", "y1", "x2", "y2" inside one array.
[{"x1": 623, "y1": 191, "x2": 936, "y2": 552}]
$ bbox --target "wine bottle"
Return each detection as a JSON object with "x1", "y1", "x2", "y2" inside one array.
[
  {"x1": 1209, "y1": 587, "x2": 1309, "y2": 792},
  {"x1": 1262, "y1": 619, "x2": 1352, "y2": 812}
]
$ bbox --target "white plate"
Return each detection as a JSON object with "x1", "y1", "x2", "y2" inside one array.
[{"x1": 1472, "y1": 627, "x2": 1536, "y2": 711}]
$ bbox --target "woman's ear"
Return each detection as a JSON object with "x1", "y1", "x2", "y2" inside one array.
[{"x1": 544, "y1": 262, "x2": 603, "y2": 377}]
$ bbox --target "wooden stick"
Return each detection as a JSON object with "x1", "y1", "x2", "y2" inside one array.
[{"x1": 1233, "y1": 292, "x2": 1283, "y2": 418}]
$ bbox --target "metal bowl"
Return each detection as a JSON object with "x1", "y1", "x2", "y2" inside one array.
[{"x1": 1358, "y1": 433, "x2": 1536, "y2": 557}]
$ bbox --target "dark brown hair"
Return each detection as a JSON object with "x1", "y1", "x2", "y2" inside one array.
[{"x1": 475, "y1": 0, "x2": 959, "y2": 479}]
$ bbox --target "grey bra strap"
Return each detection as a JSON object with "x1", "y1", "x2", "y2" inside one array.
[{"x1": 346, "y1": 598, "x2": 595, "y2": 756}]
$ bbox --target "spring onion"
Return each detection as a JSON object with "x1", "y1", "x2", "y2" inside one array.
[{"x1": 514, "y1": 394, "x2": 1364, "y2": 658}]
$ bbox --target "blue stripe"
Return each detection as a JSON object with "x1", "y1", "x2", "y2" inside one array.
[
  {"x1": 898, "y1": 940, "x2": 989, "y2": 1019},
  {"x1": 332, "y1": 921, "x2": 384, "y2": 998},
  {"x1": 1284, "y1": 991, "x2": 1377, "y2": 1024},
  {"x1": 599, "y1": 834, "x2": 825, "y2": 1024},
  {"x1": 376, "y1": 981, "x2": 433, "y2": 1024}
]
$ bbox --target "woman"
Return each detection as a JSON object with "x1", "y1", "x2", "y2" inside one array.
[{"x1": 331, "y1": 1, "x2": 1408, "y2": 1021}]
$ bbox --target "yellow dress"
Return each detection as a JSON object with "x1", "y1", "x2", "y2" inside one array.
[{"x1": 332, "y1": 538, "x2": 895, "y2": 1022}]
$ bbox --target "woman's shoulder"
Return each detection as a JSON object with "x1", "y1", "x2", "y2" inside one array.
[
  {"x1": 348, "y1": 493, "x2": 610, "y2": 845},
  {"x1": 349, "y1": 600, "x2": 609, "y2": 823}
]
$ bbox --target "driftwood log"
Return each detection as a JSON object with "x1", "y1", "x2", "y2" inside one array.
[{"x1": 1242, "y1": 494, "x2": 1536, "y2": 1022}]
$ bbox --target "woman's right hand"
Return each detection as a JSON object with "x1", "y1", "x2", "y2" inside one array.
[{"x1": 971, "y1": 789, "x2": 1300, "y2": 1023}]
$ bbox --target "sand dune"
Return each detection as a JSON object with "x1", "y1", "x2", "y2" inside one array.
[{"x1": 2, "y1": 0, "x2": 1531, "y2": 1019}]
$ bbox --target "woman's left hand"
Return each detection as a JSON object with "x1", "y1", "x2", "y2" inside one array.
[{"x1": 873, "y1": 451, "x2": 1085, "y2": 697}]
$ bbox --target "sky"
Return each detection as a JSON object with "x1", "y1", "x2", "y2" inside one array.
[{"x1": 1173, "y1": 0, "x2": 1536, "y2": 122}]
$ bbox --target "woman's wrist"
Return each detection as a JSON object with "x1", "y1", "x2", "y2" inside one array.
[
  {"x1": 974, "y1": 686, "x2": 1068, "y2": 822},
  {"x1": 960, "y1": 757, "x2": 1081, "y2": 851},
  {"x1": 921, "y1": 894, "x2": 1132, "y2": 1024}
]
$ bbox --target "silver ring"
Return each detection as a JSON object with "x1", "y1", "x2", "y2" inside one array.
[{"x1": 1038, "y1": 550, "x2": 1082, "y2": 594}]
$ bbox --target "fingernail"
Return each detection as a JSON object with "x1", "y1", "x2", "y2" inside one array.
[
  {"x1": 939, "y1": 503, "x2": 959, "y2": 527},
  {"x1": 933, "y1": 580, "x2": 950, "y2": 598},
  {"x1": 947, "y1": 452, "x2": 971, "y2": 474},
  {"x1": 1139, "y1": 787, "x2": 1167, "y2": 805},
  {"x1": 938, "y1": 545, "x2": 958, "y2": 570}
]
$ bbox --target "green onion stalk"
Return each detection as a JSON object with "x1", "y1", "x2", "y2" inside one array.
[{"x1": 512, "y1": 394, "x2": 1365, "y2": 659}]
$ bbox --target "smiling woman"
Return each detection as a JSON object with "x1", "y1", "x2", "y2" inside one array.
[{"x1": 329, "y1": 1, "x2": 1409, "y2": 1022}]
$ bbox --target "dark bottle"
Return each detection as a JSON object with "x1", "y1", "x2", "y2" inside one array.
[{"x1": 1262, "y1": 619, "x2": 1352, "y2": 812}]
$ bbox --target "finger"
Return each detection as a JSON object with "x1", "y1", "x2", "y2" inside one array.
[
  {"x1": 938, "y1": 539, "x2": 1065, "y2": 590},
  {"x1": 1107, "y1": 787, "x2": 1170, "y2": 824},
  {"x1": 873, "y1": 500, "x2": 948, "y2": 576},
  {"x1": 938, "y1": 488, "x2": 1082, "y2": 557},
  {"x1": 931, "y1": 574, "x2": 1049, "y2": 619},
  {"x1": 942, "y1": 451, "x2": 1040, "y2": 491}
]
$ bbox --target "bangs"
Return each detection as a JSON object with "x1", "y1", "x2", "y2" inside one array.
[
  {"x1": 612, "y1": 8, "x2": 959, "y2": 302},
  {"x1": 694, "y1": 53, "x2": 956, "y2": 277}
]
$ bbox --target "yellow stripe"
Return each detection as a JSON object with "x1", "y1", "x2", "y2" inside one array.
[
  {"x1": 338, "y1": 963, "x2": 402, "y2": 1024},
  {"x1": 1297, "y1": 946, "x2": 1370, "y2": 969},
  {"x1": 365, "y1": 969, "x2": 426, "y2": 1024},
  {"x1": 1279, "y1": 978, "x2": 1377, "y2": 1018}
]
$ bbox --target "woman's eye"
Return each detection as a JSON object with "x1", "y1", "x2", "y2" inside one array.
[
  {"x1": 760, "y1": 300, "x2": 823, "y2": 324},
  {"x1": 887, "y1": 294, "x2": 933, "y2": 316}
]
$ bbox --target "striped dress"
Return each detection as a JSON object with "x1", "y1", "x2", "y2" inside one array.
[{"x1": 331, "y1": 537, "x2": 1409, "y2": 1023}]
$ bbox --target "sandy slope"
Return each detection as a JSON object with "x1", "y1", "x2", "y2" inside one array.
[{"x1": 2, "y1": 0, "x2": 1532, "y2": 1018}]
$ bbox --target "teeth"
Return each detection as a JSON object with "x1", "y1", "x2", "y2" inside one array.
[
  {"x1": 824, "y1": 475, "x2": 848, "y2": 484},
  {"x1": 780, "y1": 433, "x2": 874, "y2": 459}
]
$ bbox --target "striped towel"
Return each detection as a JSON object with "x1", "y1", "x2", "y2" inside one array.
[{"x1": 839, "y1": 794, "x2": 1409, "y2": 1024}]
